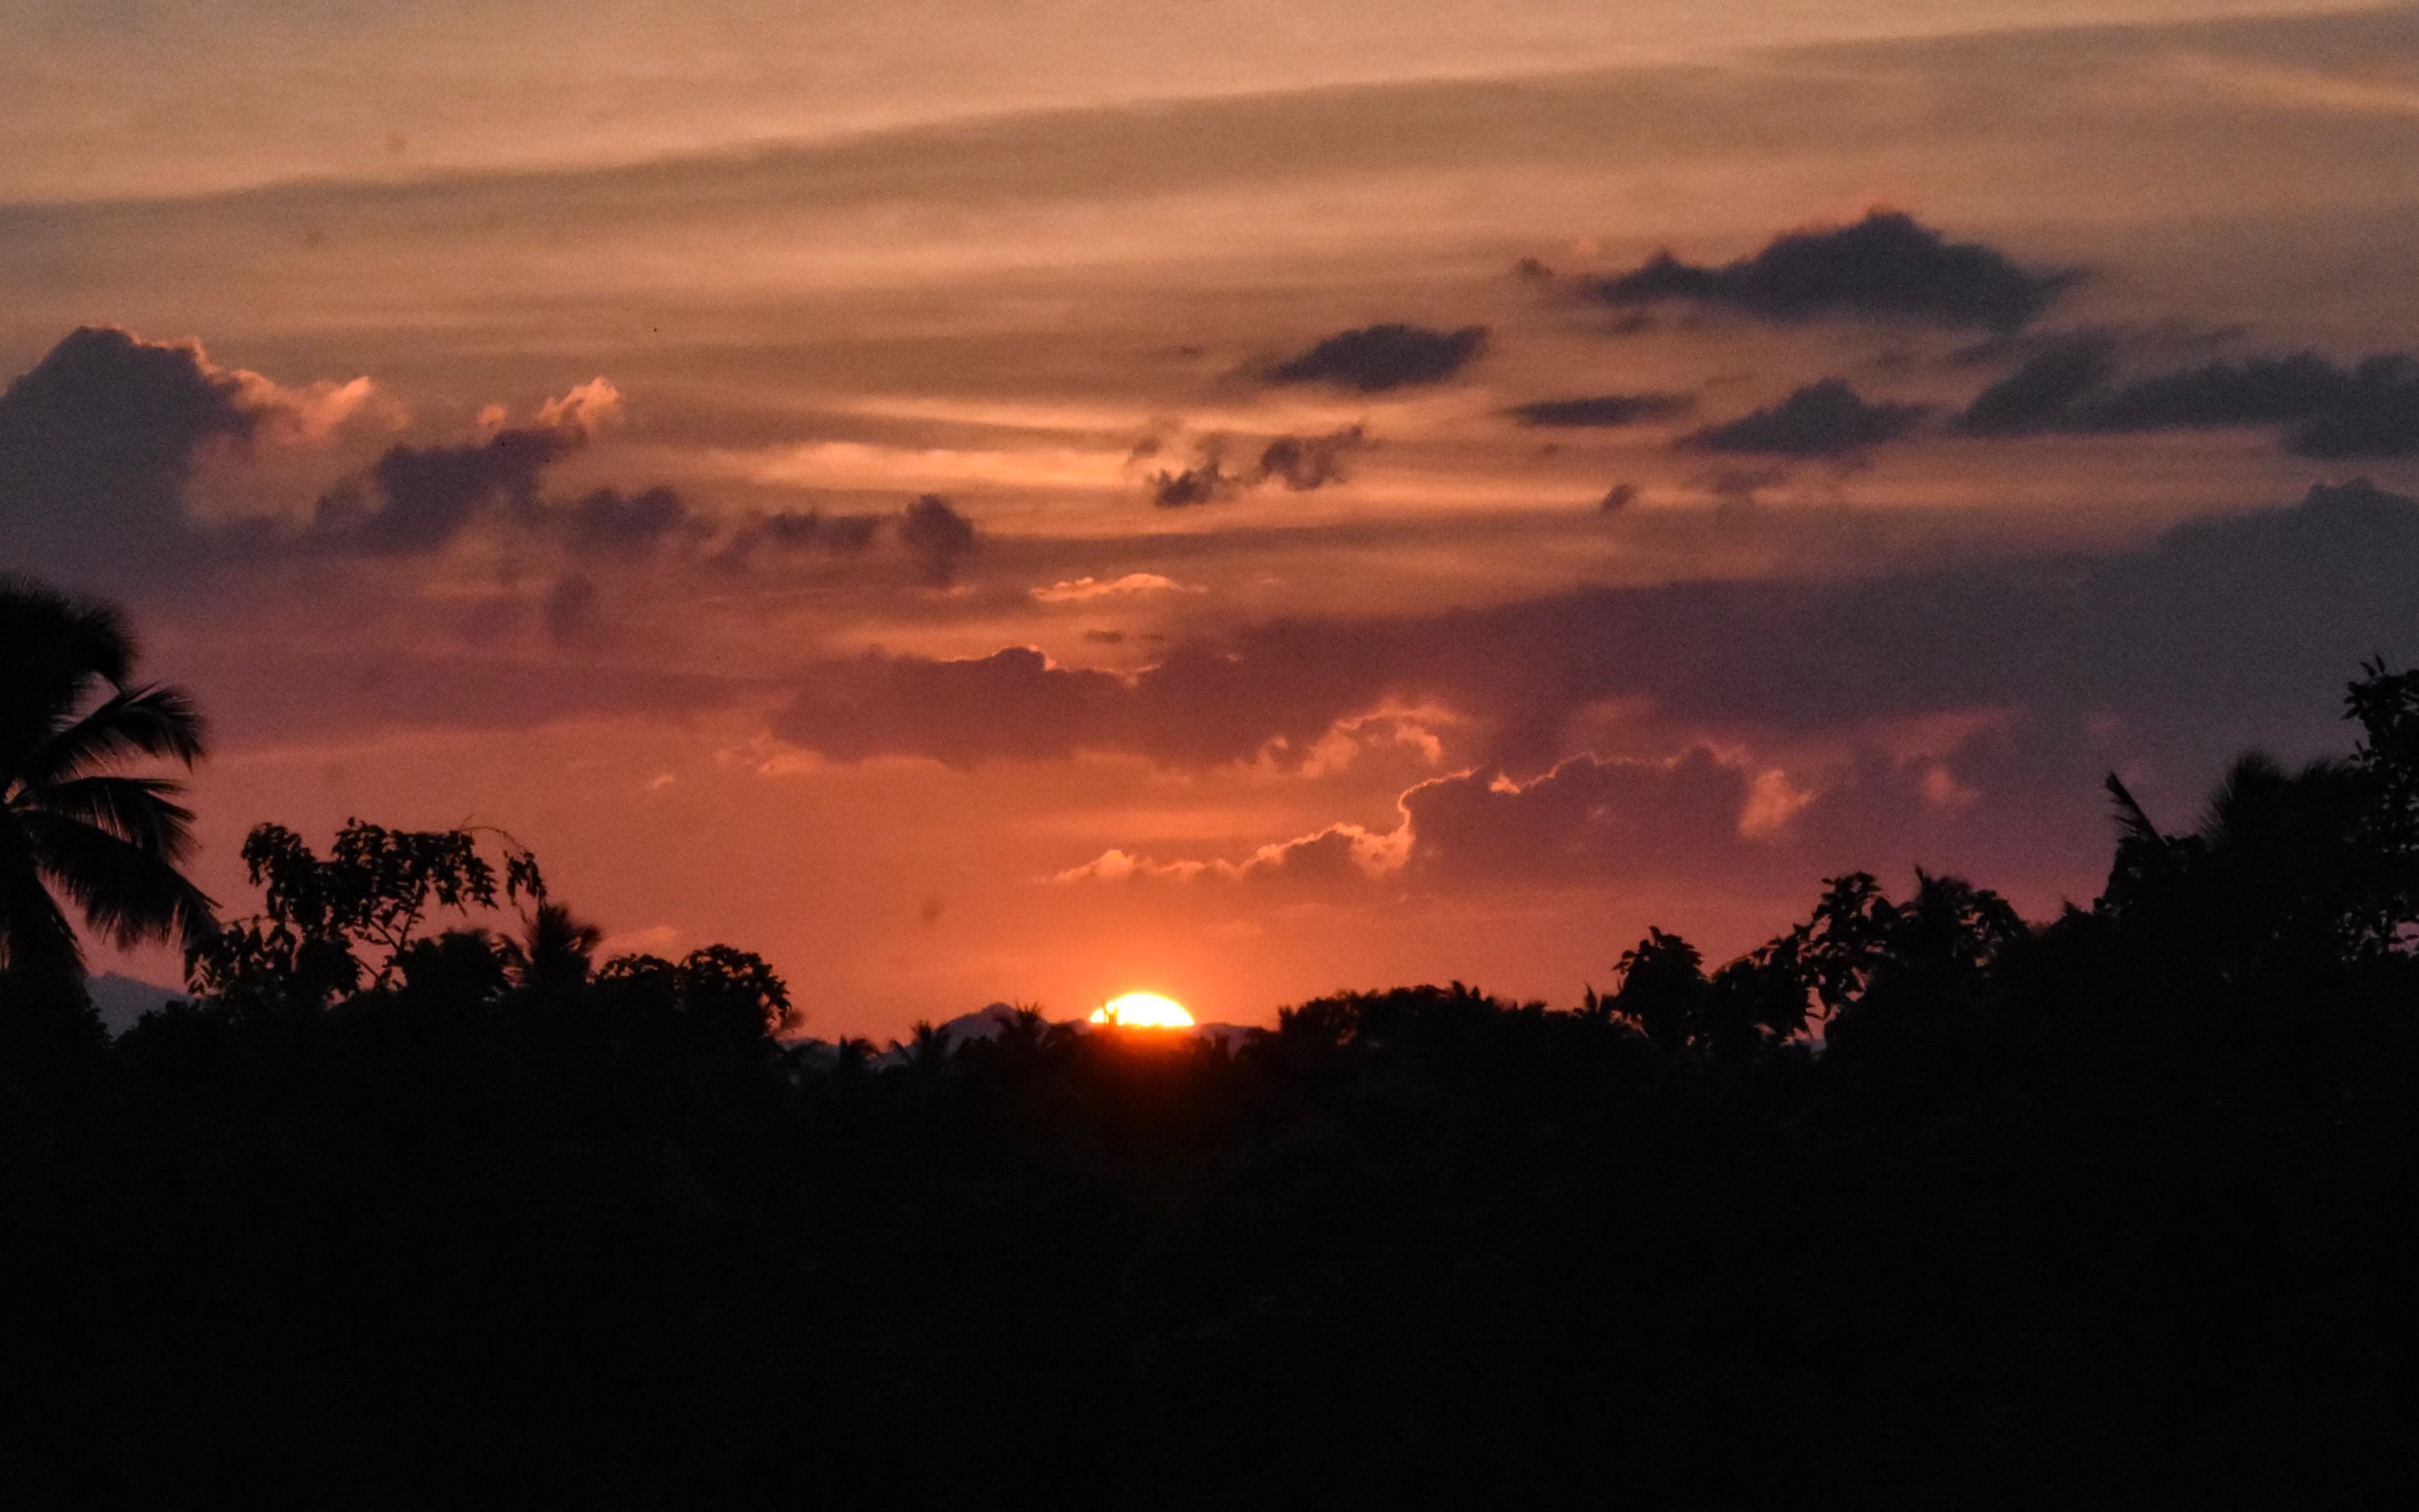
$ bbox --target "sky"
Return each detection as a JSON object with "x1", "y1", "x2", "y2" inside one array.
[{"x1": 11, "y1": 0, "x2": 2419, "y2": 1035}]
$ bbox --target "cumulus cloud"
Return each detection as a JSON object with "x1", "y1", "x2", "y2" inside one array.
[
  {"x1": 900, "y1": 493, "x2": 978, "y2": 585},
  {"x1": 0, "y1": 326, "x2": 377, "y2": 582},
  {"x1": 1052, "y1": 740, "x2": 2026, "y2": 899},
  {"x1": 1267, "y1": 324, "x2": 1488, "y2": 391},
  {"x1": 1507, "y1": 393, "x2": 1694, "y2": 428},
  {"x1": 1596, "y1": 211, "x2": 2069, "y2": 331},
  {"x1": 1032, "y1": 573, "x2": 1202, "y2": 603},
  {"x1": 312, "y1": 419, "x2": 584, "y2": 555},
  {"x1": 1683, "y1": 379, "x2": 1926, "y2": 456},
  {"x1": 1051, "y1": 821, "x2": 1408, "y2": 888}
]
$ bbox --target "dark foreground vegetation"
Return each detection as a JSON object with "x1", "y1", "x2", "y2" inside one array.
[{"x1": 6, "y1": 579, "x2": 2419, "y2": 1504}]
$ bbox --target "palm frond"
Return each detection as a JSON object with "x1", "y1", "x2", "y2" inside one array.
[
  {"x1": 0, "y1": 580, "x2": 136, "y2": 772},
  {"x1": 20, "y1": 775, "x2": 198, "y2": 860},
  {"x1": 23, "y1": 684, "x2": 208, "y2": 783},
  {"x1": 21, "y1": 812, "x2": 217, "y2": 950},
  {"x1": 0, "y1": 576, "x2": 134, "y2": 687},
  {"x1": 2104, "y1": 773, "x2": 2166, "y2": 849}
]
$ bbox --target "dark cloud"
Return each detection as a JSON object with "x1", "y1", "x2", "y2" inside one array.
[
  {"x1": 1254, "y1": 425, "x2": 1367, "y2": 490},
  {"x1": 0, "y1": 327, "x2": 705, "y2": 587},
  {"x1": 1087, "y1": 710, "x2": 2112, "y2": 903},
  {"x1": 1149, "y1": 459, "x2": 1241, "y2": 510},
  {"x1": 1957, "y1": 341, "x2": 2419, "y2": 456},
  {"x1": 778, "y1": 647, "x2": 1124, "y2": 766},
  {"x1": 2281, "y1": 356, "x2": 2419, "y2": 459},
  {"x1": 313, "y1": 421, "x2": 582, "y2": 556},
  {"x1": 1150, "y1": 427, "x2": 1368, "y2": 506},
  {"x1": 1683, "y1": 379, "x2": 1926, "y2": 456},
  {"x1": 1398, "y1": 749, "x2": 1755, "y2": 883},
  {"x1": 900, "y1": 493, "x2": 978, "y2": 585},
  {"x1": 2072, "y1": 352, "x2": 2353, "y2": 432},
  {"x1": 1596, "y1": 212, "x2": 2069, "y2": 332},
  {"x1": 1507, "y1": 393, "x2": 1693, "y2": 428},
  {"x1": 0, "y1": 326, "x2": 259, "y2": 579},
  {"x1": 564, "y1": 485, "x2": 690, "y2": 556},
  {"x1": 770, "y1": 481, "x2": 2419, "y2": 793},
  {"x1": 1267, "y1": 324, "x2": 1487, "y2": 391},
  {"x1": 1599, "y1": 483, "x2": 1639, "y2": 513},
  {"x1": 731, "y1": 508, "x2": 884, "y2": 558},
  {"x1": 1957, "y1": 334, "x2": 2119, "y2": 435}
]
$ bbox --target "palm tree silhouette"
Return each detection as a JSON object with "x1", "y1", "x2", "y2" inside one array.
[
  {"x1": 508, "y1": 900, "x2": 604, "y2": 1004},
  {"x1": 0, "y1": 578, "x2": 214, "y2": 997}
]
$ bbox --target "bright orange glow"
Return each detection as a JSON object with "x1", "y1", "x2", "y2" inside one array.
[{"x1": 1088, "y1": 991, "x2": 1196, "y2": 1029}]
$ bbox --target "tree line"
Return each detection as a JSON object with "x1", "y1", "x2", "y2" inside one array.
[{"x1": 5, "y1": 574, "x2": 2418, "y2": 1503}]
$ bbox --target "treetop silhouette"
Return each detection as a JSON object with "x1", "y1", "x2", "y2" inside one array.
[{"x1": 0, "y1": 576, "x2": 213, "y2": 1020}]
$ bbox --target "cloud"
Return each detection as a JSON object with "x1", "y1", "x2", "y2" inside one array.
[
  {"x1": 1267, "y1": 324, "x2": 1487, "y2": 391},
  {"x1": 1148, "y1": 426, "x2": 1369, "y2": 507},
  {"x1": 1149, "y1": 457, "x2": 1242, "y2": 509},
  {"x1": 312, "y1": 421, "x2": 581, "y2": 555},
  {"x1": 717, "y1": 508, "x2": 885, "y2": 567},
  {"x1": 1595, "y1": 211, "x2": 2069, "y2": 331},
  {"x1": 1050, "y1": 820, "x2": 1407, "y2": 888},
  {"x1": 1255, "y1": 425, "x2": 1367, "y2": 490},
  {"x1": 900, "y1": 493, "x2": 978, "y2": 585},
  {"x1": 776, "y1": 647, "x2": 1128, "y2": 767},
  {"x1": 1682, "y1": 379, "x2": 1926, "y2": 456},
  {"x1": 1051, "y1": 737, "x2": 2046, "y2": 900},
  {"x1": 2291, "y1": 356, "x2": 2419, "y2": 458},
  {"x1": 2071, "y1": 351, "x2": 2354, "y2": 432},
  {"x1": 1032, "y1": 573, "x2": 1202, "y2": 603},
  {"x1": 534, "y1": 377, "x2": 624, "y2": 435},
  {"x1": 769, "y1": 480, "x2": 2419, "y2": 786},
  {"x1": 309, "y1": 384, "x2": 620, "y2": 557},
  {"x1": 1957, "y1": 341, "x2": 2419, "y2": 456},
  {"x1": 1507, "y1": 393, "x2": 1693, "y2": 428},
  {"x1": 563, "y1": 485, "x2": 691, "y2": 556},
  {"x1": 1395, "y1": 750, "x2": 1760, "y2": 883},
  {"x1": 0, "y1": 326, "x2": 375, "y2": 583},
  {"x1": 1958, "y1": 334, "x2": 2120, "y2": 435}
]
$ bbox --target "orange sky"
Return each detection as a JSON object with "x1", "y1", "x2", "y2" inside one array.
[{"x1": 11, "y1": 3, "x2": 2419, "y2": 1035}]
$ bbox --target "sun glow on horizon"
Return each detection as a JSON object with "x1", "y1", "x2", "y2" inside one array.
[{"x1": 1089, "y1": 991, "x2": 1195, "y2": 1029}]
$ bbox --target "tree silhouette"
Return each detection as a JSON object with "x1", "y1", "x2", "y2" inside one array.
[
  {"x1": 0, "y1": 577, "x2": 214, "y2": 1009},
  {"x1": 507, "y1": 900, "x2": 604, "y2": 1005},
  {"x1": 186, "y1": 818, "x2": 545, "y2": 1007}
]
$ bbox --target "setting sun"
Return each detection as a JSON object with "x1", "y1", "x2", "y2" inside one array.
[{"x1": 1088, "y1": 992, "x2": 1196, "y2": 1030}]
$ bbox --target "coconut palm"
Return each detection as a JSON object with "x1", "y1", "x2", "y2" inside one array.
[
  {"x1": 507, "y1": 900, "x2": 604, "y2": 1004},
  {"x1": 0, "y1": 577, "x2": 214, "y2": 996}
]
